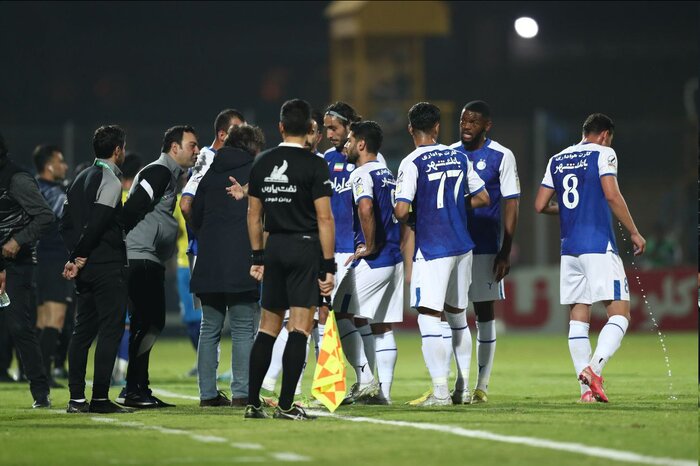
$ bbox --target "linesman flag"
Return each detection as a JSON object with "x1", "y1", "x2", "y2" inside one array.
[{"x1": 311, "y1": 308, "x2": 346, "y2": 412}]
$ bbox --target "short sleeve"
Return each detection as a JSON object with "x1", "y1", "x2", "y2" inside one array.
[
  {"x1": 598, "y1": 148, "x2": 618, "y2": 177},
  {"x1": 466, "y1": 159, "x2": 485, "y2": 195},
  {"x1": 311, "y1": 157, "x2": 333, "y2": 200},
  {"x1": 541, "y1": 157, "x2": 554, "y2": 188},
  {"x1": 395, "y1": 159, "x2": 417, "y2": 204},
  {"x1": 499, "y1": 150, "x2": 521, "y2": 198},
  {"x1": 351, "y1": 170, "x2": 374, "y2": 203}
]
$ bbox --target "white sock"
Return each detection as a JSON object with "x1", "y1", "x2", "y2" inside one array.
[
  {"x1": 440, "y1": 320, "x2": 453, "y2": 377},
  {"x1": 262, "y1": 325, "x2": 288, "y2": 391},
  {"x1": 295, "y1": 335, "x2": 311, "y2": 396},
  {"x1": 446, "y1": 311, "x2": 471, "y2": 392},
  {"x1": 568, "y1": 320, "x2": 591, "y2": 394},
  {"x1": 317, "y1": 323, "x2": 325, "y2": 351},
  {"x1": 311, "y1": 325, "x2": 320, "y2": 360},
  {"x1": 357, "y1": 323, "x2": 376, "y2": 374},
  {"x1": 374, "y1": 331, "x2": 397, "y2": 400},
  {"x1": 590, "y1": 315, "x2": 629, "y2": 375},
  {"x1": 338, "y1": 318, "x2": 373, "y2": 385},
  {"x1": 476, "y1": 320, "x2": 496, "y2": 392},
  {"x1": 417, "y1": 314, "x2": 448, "y2": 398}
]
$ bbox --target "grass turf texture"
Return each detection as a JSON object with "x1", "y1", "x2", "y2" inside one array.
[{"x1": 0, "y1": 333, "x2": 696, "y2": 465}]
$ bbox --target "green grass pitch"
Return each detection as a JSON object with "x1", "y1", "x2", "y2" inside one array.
[{"x1": 0, "y1": 332, "x2": 696, "y2": 465}]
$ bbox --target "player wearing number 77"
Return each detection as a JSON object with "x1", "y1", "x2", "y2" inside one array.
[
  {"x1": 535, "y1": 113, "x2": 646, "y2": 403},
  {"x1": 394, "y1": 102, "x2": 489, "y2": 406}
]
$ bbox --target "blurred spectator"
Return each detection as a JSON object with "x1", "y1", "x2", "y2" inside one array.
[
  {"x1": 639, "y1": 222, "x2": 682, "y2": 269},
  {"x1": 33, "y1": 144, "x2": 71, "y2": 388},
  {"x1": 190, "y1": 125, "x2": 264, "y2": 406}
]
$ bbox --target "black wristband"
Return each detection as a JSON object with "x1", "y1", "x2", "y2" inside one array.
[
  {"x1": 251, "y1": 249, "x2": 264, "y2": 266},
  {"x1": 320, "y1": 258, "x2": 337, "y2": 275}
]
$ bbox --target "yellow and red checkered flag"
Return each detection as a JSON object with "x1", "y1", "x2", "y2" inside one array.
[{"x1": 311, "y1": 308, "x2": 346, "y2": 412}]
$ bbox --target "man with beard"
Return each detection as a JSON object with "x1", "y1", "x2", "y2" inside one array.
[
  {"x1": 449, "y1": 101, "x2": 520, "y2": 404},
  {"x1": 343, "y1": 121, "x2": 404, "y2": 404}
]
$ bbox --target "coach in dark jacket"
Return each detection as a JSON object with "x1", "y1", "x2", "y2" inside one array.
[
  {"x1": 0, "y1": 131, "x2": 54, "y2": 408},
  {"x1": 190, "y1": 125, "x2": 264, "y2": 406}
]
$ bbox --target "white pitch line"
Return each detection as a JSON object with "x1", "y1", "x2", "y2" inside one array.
[
  {"x1": 90, "y1": 416, "x2": 310, "y2": 462},
  {"x1": 309, "y1": 411, "x2": 696, "y2": 466},
  {"x1": 149, "y1": 388, "x2": 199, "y2": 401}
]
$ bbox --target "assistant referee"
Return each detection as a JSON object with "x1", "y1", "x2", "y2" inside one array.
[{"x1": 245, "y1": 99, "x2": 335, "y2": 421}]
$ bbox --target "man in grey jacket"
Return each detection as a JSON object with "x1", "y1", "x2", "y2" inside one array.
[{"x1": 118, "y1": 125, "x2": 198, "y2": 409}]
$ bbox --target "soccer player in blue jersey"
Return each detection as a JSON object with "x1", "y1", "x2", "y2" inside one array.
[
  {"x1": 342, "y1": 121, "x2": 404, "y2": 404},
  {"x1": 535, "y1": 113, "x2": 646, "y2": 403},
  {"x1": 395, "y1": 102, "x2": 490, "y2": 406},
  {"x1": 450, "y1": 101, "x2": 520, "y2": 404},
  {"x1": 323, "y1": 102, "x2": 380, "y2": 402}
]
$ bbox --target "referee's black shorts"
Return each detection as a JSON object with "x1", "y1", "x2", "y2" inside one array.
[
  {"x1": 35, "y1": 259, "x2": 74, "y2": 305},
  {"x1": 262, "y1": 232, "x2": 320, "y2": 310}
]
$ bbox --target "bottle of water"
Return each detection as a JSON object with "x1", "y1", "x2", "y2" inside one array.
[{"x1": 0, "y1": 292, "x2": 10, "y2": 308}]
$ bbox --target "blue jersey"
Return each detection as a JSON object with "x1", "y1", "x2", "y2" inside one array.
[
  {"x1": 349, "y1": 160, "x2": 402, "y2": 269},
  {"x1": 324, "y1": 148, "x2": 356, "y2": 253},
  {"x1": 451, "y1": 139, "x2": 520, "y2": 255},
  {"x1": 541, "y1": 142, "x2": 618, "y2": 256},
  {"x1": 396, "y1": 144, "x2": 485, "y2": 260}
]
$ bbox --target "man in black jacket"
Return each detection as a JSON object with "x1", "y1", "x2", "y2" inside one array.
[
  {"x1": 61, "y1": 125, "x2": 131, "y2": 414},
  {"x1": 190, "y1": 125, "x2": 265, "y2": 407},
  {"x1": 0, "y1": 131, "x2": 54, "y2": 408}
]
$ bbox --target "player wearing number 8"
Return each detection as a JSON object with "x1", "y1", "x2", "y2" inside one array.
[
  {"x1": 535, "y1": 113, "x2": 646, "y2": 403},
  {"x1": 395, "y1": 102, "x2": 489, "y2": 406}
]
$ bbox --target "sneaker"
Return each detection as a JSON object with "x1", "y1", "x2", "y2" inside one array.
[
  {"x1": 121, "y1": 389, "x2": 159, "y2": 409},
  {"x1": 273, "y1": 405, "x2": 317, "y2": 420},
  {"x1": 411, "y1": 393, "x2": 451, "y2": 407},
  {"x1": 406, "y1": 389, "x2": 433, "y2": 406},
  {"x1": 578, "y1": 366, "x2": 608, "y2": 403},
  {"x1": 66, "y1": 399, "x2": 90, "y2": 413},
  {"x1": 186, "y1": 366, "x2": 198, "y2": 378},
  {"x1": 579, "y1": 390, "x2": 596, "y2": 403},
  {"x1": 259, "y1": 388, "x2": 279, "y2": 407},
  {"x1": 230, "y1": 397, "x2": 247, "y2": 407},
  {"x1": 53, "y1": 367, "x2": 69, "y2": 379},
  {"x1": 295, "y1": 395, "x2": 324, "y2": 408},
  {"x1": 451, "y1": 389, "x2": 471, "y2": 405},
  {"x1": 200, "y1": 391, "x2": 230, "y2": 407},
  {"x1": 341, "y1": 380, "x2": 380, "y2": 405},
  {"x1": 244, "y1": 404, "x2": 269, "y2": 419},
  {"x1": 32, "y1": 395, "x2": 51, "y2": 409},
  {"x1": 147, "y1": 391, "x2": 176, "y2": 408},
  {"x1": 471, "y1": 388, "x2": 488, "y2": 404},
  {"x1": 217, "y1": 370, "x2": 232, "y2": 382},
  {"x1": 89, "y1": 399, "x2": 133, "y2": 413}
]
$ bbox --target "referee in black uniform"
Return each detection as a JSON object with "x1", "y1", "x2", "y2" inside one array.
[{"x1": 245, "y1": 99, "x2": 335, "y2": 420}]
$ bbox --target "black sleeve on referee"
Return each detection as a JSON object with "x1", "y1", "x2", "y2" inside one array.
[
  {"x1": 122, "y1": 165, "x2": 171, "y2": 233},
  {"x1": 311, "y1": 157, "x2": 333, "y2": 200}
]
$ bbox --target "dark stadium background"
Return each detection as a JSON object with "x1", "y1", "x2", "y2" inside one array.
[{"x1": 0, "y1": 1, "x2": 696, "y2": 330}]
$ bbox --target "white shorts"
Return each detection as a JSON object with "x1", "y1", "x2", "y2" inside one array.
[
  {"x1": 410, "y1": 251, "x2": 473, "y2": 311},
  {"x1": 334, "y1": 261, "x2": 404, "y2": 323},
  {"x1": 560, "y1": 252, "x2": 629, "y2": 305},
  {"x1": 332, "y1": 253, "x2": 353, "y2": 299},
  {"x1": 468, "y1": 254, "x2": 505, "y2": 303}
]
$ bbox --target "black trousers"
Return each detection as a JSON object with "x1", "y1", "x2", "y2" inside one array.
[
  {"x1": 68, "y1": 264, "x2": 126, "y2": 400},
  {"x1": 126, "y1": 259, "x2": 165, "y2": 391},
  {"x1": 1, "y1": 262, "x2": 49, "y2": 399}
]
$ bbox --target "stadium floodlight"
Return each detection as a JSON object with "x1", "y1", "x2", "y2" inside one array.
[{"x1": 514, "y1": 17, "x2": 538, "y2": 39}]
